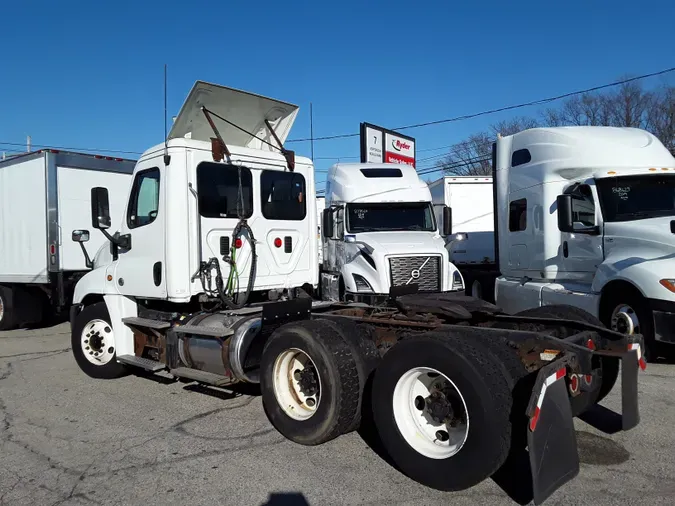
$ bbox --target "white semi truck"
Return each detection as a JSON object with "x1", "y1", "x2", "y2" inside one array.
[
  {"x1": 319, "y1": 162, "x2": 464, "y2": 303},
  {"x1": 0, "y1": 150, "x2": 134, "y2": 330},
  {"x1": 67, "y1": 81, "x2": 646, "y2": 505},
  {"x1": 433, "y1": 126, "x2": 675, "y2": 361}
]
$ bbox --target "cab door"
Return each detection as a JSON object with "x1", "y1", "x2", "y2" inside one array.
[
  {"x1": 112, "y1": 162, "x2": 167, "y2": 299},
  {"x1": 559, "y1": 182, "x2": 603, "y2": 281}
]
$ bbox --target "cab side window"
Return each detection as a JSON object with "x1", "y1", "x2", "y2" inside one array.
[
  {"x1": 565, "y1": 184, "x2": 596, "y2": 227},
  {"x1": 128, "y1": 168, "x2": 160, "y2": 229}
]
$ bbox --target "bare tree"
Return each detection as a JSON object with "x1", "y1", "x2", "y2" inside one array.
[
  {"x1": 440, "y1": 116, "x2": 538, "y2": 176},
  {"x1": 646, "y1": 84, "x2": 675, "y2": 153},
  {"x1": 437, "y1": 79, "x2": 675, "y2": 176}
]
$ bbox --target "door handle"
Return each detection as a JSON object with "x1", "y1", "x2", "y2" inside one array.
[{"x1": 563, "y1": 241, "x2": 569, "y2": 258}]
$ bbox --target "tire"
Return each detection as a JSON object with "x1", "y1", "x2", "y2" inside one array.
[
  {"x1": 506, "y1": 305, "x2": 619, "y2": 413},
  {"x1": 370, "y1": 331, "x2": 520, "y2": 492},
  {"x1": 260, "y1": 319, "x2": 360, "y2": 445},
  {"x1": 317, "y1": 316, "x2": 381, "y2": 433},
  {"x1": 0, "y1": 285, "x2": 16, "y2": 331},
  {"x1": 71, "y1": 302, "x2": 128, "y2": 379},
  {"x1": 600, "y1": 288, "x2": 657, "y2": 362}
]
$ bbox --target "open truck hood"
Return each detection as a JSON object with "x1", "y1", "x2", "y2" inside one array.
[{"x1": 168, "y1": 81, "x2": 299, "y2": 151}]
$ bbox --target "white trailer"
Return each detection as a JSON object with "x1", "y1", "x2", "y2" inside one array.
[
  {"x1": 67, "y1": 82, "x2": 646, "y2": 504},
  {"x1": 429, "y1": 176, "x2": 498, "y2": 301},
  {"x1": 319, "y1": 162, "x2": 464, "y2": 303},
  {"x1": 0, "y1": 150, "x2": 134, "y2": 329},
  {"x1": 434, "y1": 126, "x2": 675, "y2": 361}
]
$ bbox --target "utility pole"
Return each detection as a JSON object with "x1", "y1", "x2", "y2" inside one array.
[{"x1": 310, "y1": 102, "x2": 314, "y2": 161}]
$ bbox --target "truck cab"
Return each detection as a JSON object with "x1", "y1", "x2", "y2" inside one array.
[
  {"x1": 493, "y1": 126, "x2": 675, "y2": 359},
  {"x1": 70, "y1": 81, "x2": 319, "y2": 360},
  {"x1": 319, "y1": 162, "x2": 463, "y2": 302}
]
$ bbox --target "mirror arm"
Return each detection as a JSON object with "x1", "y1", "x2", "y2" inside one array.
[
  {"x1": 78, "y1": 242, "x2": 93, "y2": 269},
  {"x1": 100, "y1": 228, "x2": 132, "y2": 250}
]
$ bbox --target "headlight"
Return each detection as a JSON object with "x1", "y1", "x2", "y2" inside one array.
[
  {"x1": 353, "y1": 274, "x2": 374, "y2": 293},
  {"x1": 452, "y1": 270, "x2": 464, "y2": 291},
  {"x1": 660, "y1": 279, "x2": 675, "y2": 293}
]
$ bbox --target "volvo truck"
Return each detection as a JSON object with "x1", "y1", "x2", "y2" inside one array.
[
  {"x1": 67, "y1": 81, "x2": 646, "y2": 505},
  {"x1": 434, "y1": 126, "x2": 675, "y2": 361},
  {"x1": 0, "y1": 150, "x2": 134, "y2": 330},
  {"x1": 319, "y1": 162, "x2": 464, "y2": 303}
]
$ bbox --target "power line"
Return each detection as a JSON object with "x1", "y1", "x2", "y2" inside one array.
[
  {"x1": 287, "y1": 66, "x2": 675, "y2": 143},
  {"x1": 0, "y1": 141, "x2": 142, "y2": 156}
]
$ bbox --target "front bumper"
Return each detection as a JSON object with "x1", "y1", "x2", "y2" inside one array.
[{"x1": 649, "y1": 299, "x2": 675, "y2": 344}]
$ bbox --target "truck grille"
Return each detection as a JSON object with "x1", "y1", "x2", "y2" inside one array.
[{"x1": 389, "y1": 256, "x2": 441, "y2": 292}]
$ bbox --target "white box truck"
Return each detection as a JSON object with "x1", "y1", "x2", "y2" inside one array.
[
  {"x1": 66, "y1": 81, "x2": 646, "y2": 504},
  {"x1": 319, "y1": 162, "x2": 465, "y2": 303},
  {"x1": 0, "y1": 150, "x2": 134, "y2": 329},
  {"x1": 434, "y1": 126, "x2": 675, "y2": 361},
  {"x1": 429, "y1": 176, "x2": 498, "y2": 301}
]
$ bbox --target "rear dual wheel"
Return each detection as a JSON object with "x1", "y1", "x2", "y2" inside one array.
[
  {"x1": 260, "y1": 318, "x2": 379, "y2": 446},
  {"x1": 370, "y1": 331, "x2": 524, "y2": 491}
]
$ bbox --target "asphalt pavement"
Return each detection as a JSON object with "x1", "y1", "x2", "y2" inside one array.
[{"x1": 1, "y1": 322, "x2": 674, "y2": 506}]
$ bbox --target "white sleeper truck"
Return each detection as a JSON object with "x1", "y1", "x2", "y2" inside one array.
[
  {"x1": 0, "y1": 150, "x2": 134, "y2": 330},
  {"x1": 68, "y1": 81, "x2": 647, "y2": 505},
  {"x1": 319, "y1": 162, "x2": 464, "y2": 303},
  {"x1": 429, "y1": 175, "x2": 498, "y2": 302},
  {"x1": 435, "y1": 126, "x2": 675, "y2": 361}
]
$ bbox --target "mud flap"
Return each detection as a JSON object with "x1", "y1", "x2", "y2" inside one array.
[
  {"x1": 620, "y1": 349, "x2": 640, "y2": 430},
  {"x1": 527, "y1": 366, "x2": 579, "y2": 505}
]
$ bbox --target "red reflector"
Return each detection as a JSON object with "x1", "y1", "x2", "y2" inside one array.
[
  {"x1": 95, "y1": 155, "x2": 103, "y2": 159},
  {"x1": 49, "y1": 244, "x2": 56, "y2": 255},
  {"x1": 274, "y1": 238, "x2": 282, "y2": 248},
  {"x1": 586, "y1": 339, "x2": 596, "y2": 350},
  {"x1": 235, "y1": 238, "x2": 243, "y2": 249},
  {"x1": 115, "y1": 158, "x2": 123, "y2": 162},
  {"x1": 639, "y1": 358, "x2": 647, "y2": 371},
  {"x1": 555, "y1": 367, "x2": 566, "y2": 380},
  {"x1": 585, "y1": 374, "x2": 593, "y2": 384},
  {"x1": 529, "y1": 407, "x2": 540, "y2": 432},
  {"x1": 570, "y1": 374, "x2": 579, "y2": 393}
]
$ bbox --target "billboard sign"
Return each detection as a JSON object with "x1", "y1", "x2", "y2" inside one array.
[{"x1": 360, "y1": 122, "x2": 416, "y2": 168}]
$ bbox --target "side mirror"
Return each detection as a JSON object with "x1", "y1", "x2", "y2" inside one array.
[
  {"x1": 556, "y1": 194, "x2": 574, "y2": 233},
  {"x1": 91, "y1": 187, "x2": 111, "y2": 230},
  {"x1": 322, "y1": 208, "x2": 334, "y2": 239},
  {"x1": 443, "y1": 206, "x2": 453, "y2": 236},
  {"x1": 72, "y1": 229, "x2": 90, "y2": 243}
]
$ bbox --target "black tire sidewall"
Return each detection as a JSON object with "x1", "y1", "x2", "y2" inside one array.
[
  {"x1": 371, "y1": 338, "x2": 510, "y2": 491},
  {"x1": 0, "y1": 285, "x2": 14, "y2": 331},
  {"x1": 71, "y1": 302, "x2": 127, "y2": 379},
  {"x1": 260, "y1": 324, "x2": 348, "y2": 445}
]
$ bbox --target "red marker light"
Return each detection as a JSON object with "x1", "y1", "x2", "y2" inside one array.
[
  {"x1": 235, "y1": 238, "x2": 243, "y2": 248},
  {"x1": 274, "y1": 238, "x2": 282, "y2": 248},
  {"x1": 49, "y1": 244, "x2": 56, "y2": 255}
]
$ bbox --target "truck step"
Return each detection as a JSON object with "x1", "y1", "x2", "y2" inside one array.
[
  {"x1": 117, "y1": 354, "x2": 166, "y2": 372},
  {"x1": 169, "y1": 367, "x2": 234, "y2": 387},
  {"x1": 122, "y1": 317, "x2": 172, "y2": 330},
  {"x1": 173, "y1": 325, "x2": 234, "y2": 338}
]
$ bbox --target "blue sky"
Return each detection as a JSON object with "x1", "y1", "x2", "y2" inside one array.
[{"x1": 1, "y1": 0, "x2": 674, "y2": 188}]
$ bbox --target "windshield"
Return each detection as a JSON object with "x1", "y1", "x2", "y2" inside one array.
[
  {"x1": 346, "y1": 202, "x2": 436, "y2": 233},
  {"x1": 596, "y1": 174, "x2": 675, "y2": 222}
]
